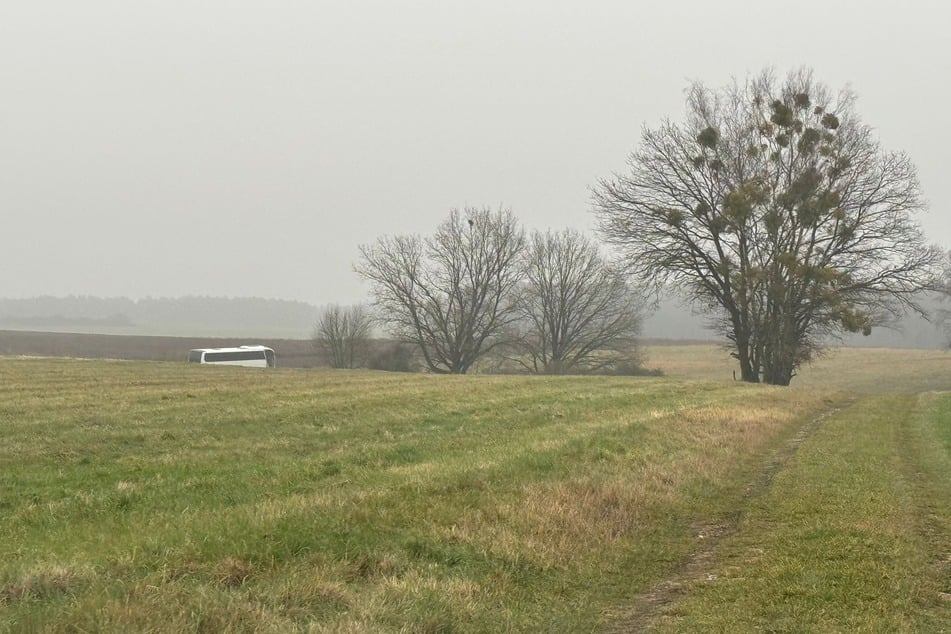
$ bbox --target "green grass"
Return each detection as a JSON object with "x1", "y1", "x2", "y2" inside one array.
[
  {"x1": 646, "y1": 392, "x2": 951, "y2": 632},
  {"x1": 1, "y1": 348, "x2": 949, "y2": 632},
  {"x1": 0, "y1": 358, "x2": 831, "y2": 632}
]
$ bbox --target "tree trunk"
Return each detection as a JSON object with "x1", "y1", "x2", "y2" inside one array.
[{"x1": 732, "y1": 325, "x2": 760, "y2": 383}]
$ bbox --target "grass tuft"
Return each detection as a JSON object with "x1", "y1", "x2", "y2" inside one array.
[
  {"x1": 0, "y1": 565, "x2": 90, "y2": 604},
  {"x1": 214, "y1": 557, "x2": 254, "y2": 588}
]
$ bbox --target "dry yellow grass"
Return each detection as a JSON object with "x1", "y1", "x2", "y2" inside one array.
[{"x1": 644, "y1": 343, "x2": 950, "y2": 392}]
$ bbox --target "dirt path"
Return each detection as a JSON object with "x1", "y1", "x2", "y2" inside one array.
[{"x1": 604, "y1": 401, "x2": 852, "y2": 632}]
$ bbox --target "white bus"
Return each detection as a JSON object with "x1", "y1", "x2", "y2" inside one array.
[{"x1": 187, "y1": 345, "x2": 276, "y2": 368}]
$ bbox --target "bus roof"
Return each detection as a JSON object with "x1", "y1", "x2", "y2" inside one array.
[{"x1": 188, "y1": 345, "x2": 274, "y2": 353}]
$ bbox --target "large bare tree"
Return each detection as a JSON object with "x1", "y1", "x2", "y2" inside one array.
[
  {"x1": 313, "y1": 304, "x2": 372, "y2": 369},
  {"x1": 356, "y1": 207, "x2": 525, "y2": 374},
  {"x1": 594, "y1": 68, "x2": 943, "y2": 385},
  {"x1": 514, "y1": 228, "x2": 645, "y2": 374}
]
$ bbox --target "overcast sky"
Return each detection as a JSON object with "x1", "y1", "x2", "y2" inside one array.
[{"x1": 2, "y1": 1, "x2": 948, "y2": 306}]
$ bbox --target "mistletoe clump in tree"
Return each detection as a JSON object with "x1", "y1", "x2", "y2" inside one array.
[{"x1": 595, "y1": 68, "x2": 942, "y2": 385}]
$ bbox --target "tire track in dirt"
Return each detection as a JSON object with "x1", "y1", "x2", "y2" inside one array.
[{"x1": 603, "y1": 400, "x2": 853, "y2": 633}]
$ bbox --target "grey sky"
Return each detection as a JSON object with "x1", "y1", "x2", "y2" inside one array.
[{"x1": 2, "y1": 1, "x2": 948, "y2": 306}]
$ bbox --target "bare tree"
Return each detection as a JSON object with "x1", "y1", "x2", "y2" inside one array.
[
  {"x1": 594, "y1": 68, "x2": 943, "y2": 385},
  {"x1": 313, "y1": 304, "x2": 372, "y2": 369},
  {"x1": 356, "y1": 207, "x2": 525, "y2": 374},
  {"x1": 514, "y1": 228, "x2": 645, "y2": 373}
]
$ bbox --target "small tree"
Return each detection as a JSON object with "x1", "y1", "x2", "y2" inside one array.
[
  {"x1": 514, "y1": 228, "x2": 645, "y2": 373},
  {"x1": 594, "y1": 68, "x2": 943, "y2": 385},
  {"x1": 313, "y1": 304, "x2": 372, "y2": 369},
  {"x1": 356, "y1": 207, "x2": 525, "y2": 374}
]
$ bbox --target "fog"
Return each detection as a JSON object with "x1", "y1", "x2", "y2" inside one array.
[{"x1": 2, "y1": 1, "x2": 948, "y2": 307}]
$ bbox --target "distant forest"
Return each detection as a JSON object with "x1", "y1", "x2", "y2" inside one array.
[
  {"x1": 0, "y1": 294, "x2": 945, "y2": 348},
  {"x1": 0, "y1": 296, "x2": 319, "y2": 338}
]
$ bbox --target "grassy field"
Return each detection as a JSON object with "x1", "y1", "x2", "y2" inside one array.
[
  {"x1": 1, "y1": 346, "x2": 950, "y2": 631},
  {"x1": 646, "y1": 391, "x2": 951, "y2": 632}
]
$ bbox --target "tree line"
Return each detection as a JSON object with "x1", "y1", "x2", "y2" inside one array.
[
  {"x1": 318, "y1": 68, "x2": 947, "y2": 385},
  {"x1": 316, "y1": 210, "x2": 647, "y2": 375},
  {"x1": 0, "y1": 296, "x2": 318, "y2": 334}
]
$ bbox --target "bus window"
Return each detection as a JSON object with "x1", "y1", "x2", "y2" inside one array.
[{"x1": 187, "y1": 346, "x2": 275, "y2": 368}]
